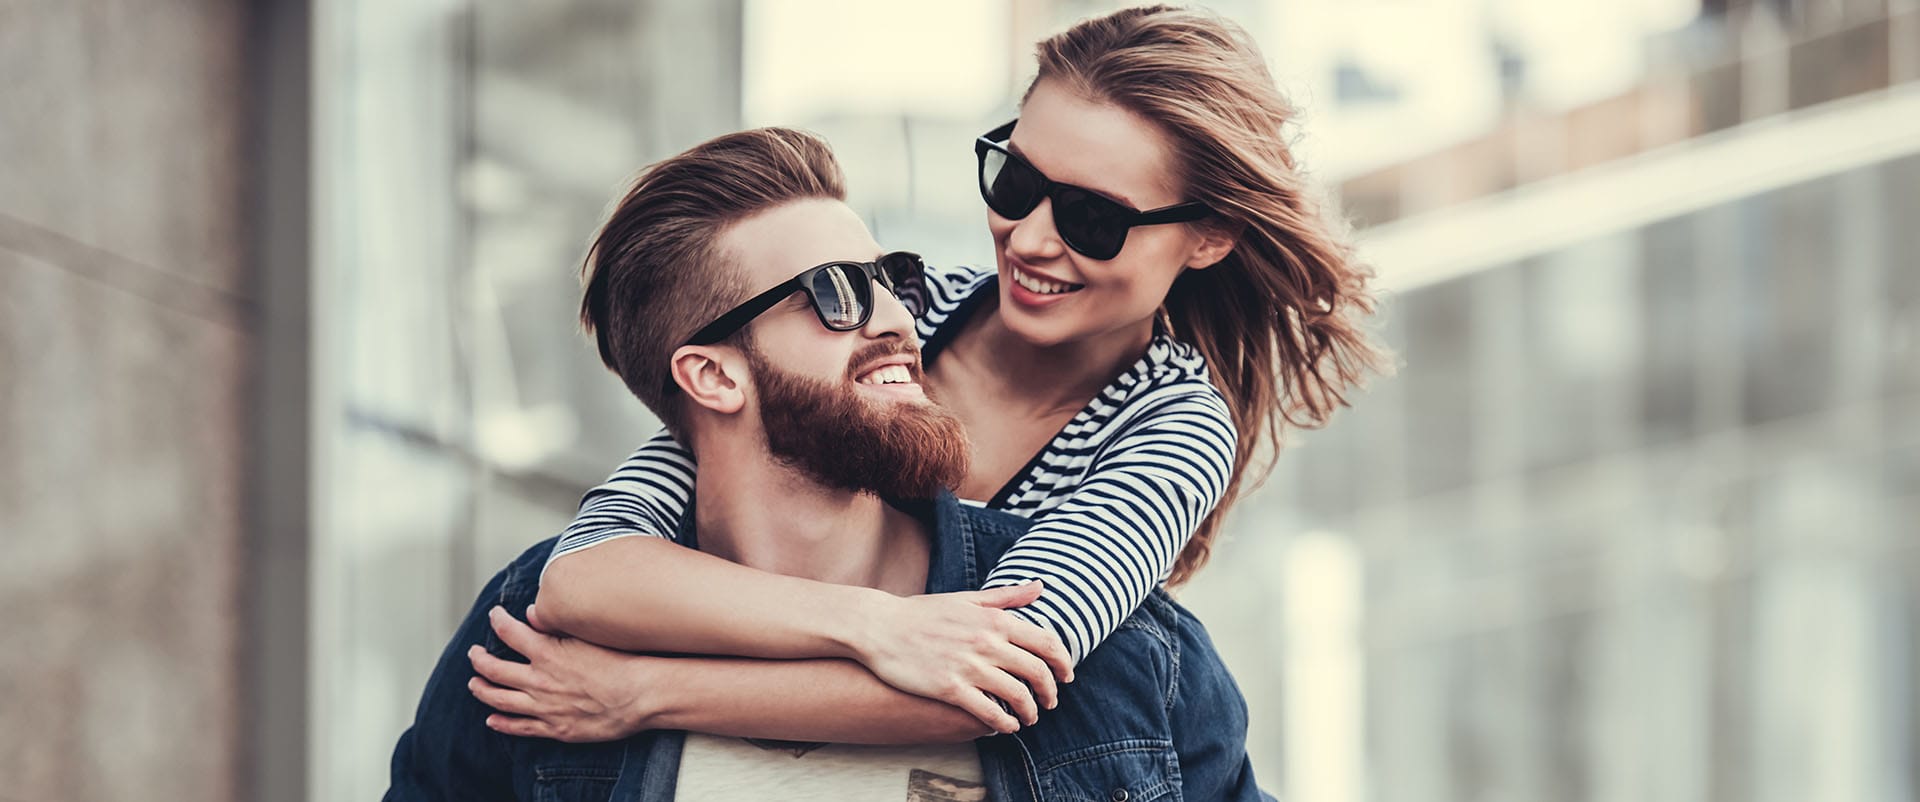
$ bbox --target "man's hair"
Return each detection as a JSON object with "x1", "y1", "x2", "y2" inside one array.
[{"x1": 580, "y1": 127, "x2": 846, "y2": 431}]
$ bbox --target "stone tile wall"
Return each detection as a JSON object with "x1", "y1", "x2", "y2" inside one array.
[{"x1": 0, "y1": 2, "x2": 251, "y2": 800}]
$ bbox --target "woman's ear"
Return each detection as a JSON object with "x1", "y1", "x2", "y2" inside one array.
[
  {"x1": 668, "y1": 345, "x2": 747, "y2": 415},
  {"x1": 1183, "y1": 222, "x2": 1240, "y2": 271}
]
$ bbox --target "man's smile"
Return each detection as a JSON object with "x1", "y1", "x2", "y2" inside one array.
[{"x1": 850, "y1": 353, "x2": 927, "y2": 401}]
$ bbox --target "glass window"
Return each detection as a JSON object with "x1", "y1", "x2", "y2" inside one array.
[
  {"x1": 1296, "y1": 419, "x2": 1359, "y2": 522},
  {"x1": 1639, "y1": 214, "x2": 1701, "y2": 446},
  {"x1": 1746, "y1": 455, "x2": 1897, "y2": 801},
  {"x1": 1881, "y1": 155, "x2": 1920, "y2": 409},
  {"x1": 468, "y1": 1, "x2": 747, "y2": 482},
  {"x1": 1522, "y1": 236, "x2": 1638, "y2": 472},
  {"x1": 1355, "y1": 303, "x2": 1411, "y2": 509},
  {"x1": 1401, "y1": 277, "x2": 1478, "y2": 497},
  {"x1": 1737, "y1": 179, "x2": 1839, "y2": 426}
]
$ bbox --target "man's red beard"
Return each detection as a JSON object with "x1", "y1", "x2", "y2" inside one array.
[{"x1": 744, "y1": 343, "x2": 970, "y2": 499}]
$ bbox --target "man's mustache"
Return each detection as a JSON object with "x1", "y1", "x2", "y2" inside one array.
[{"x1": 845, "y1": 340, "x2": 925, "y2": 382}]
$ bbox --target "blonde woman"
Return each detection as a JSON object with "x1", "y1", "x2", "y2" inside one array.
[{"x1": 483, "y1": 2, "x2": 1383, "y2": 750}]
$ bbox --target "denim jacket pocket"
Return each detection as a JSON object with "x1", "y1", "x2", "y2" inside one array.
[
  {"x1": 1037, "y1": 739, "x2": 1181, "y2": 802},
  {"x1": 533, "y1": 764, "x2": 619, "y2": 802}
]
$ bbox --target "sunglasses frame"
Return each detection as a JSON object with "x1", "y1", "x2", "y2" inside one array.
[
  {"x1": 974, "y1": 120, "x2": 1214, "y2": 260},
  {"x1": 682, "y1": 251, "x2": 924, "y2": 348}
]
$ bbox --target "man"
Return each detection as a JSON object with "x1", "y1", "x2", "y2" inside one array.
[{"x1": 384, "y1": 128, "x2": 1266, "y2": 801}]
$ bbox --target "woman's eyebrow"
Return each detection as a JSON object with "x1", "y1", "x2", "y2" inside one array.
[{"x1": 1008, "y1": 140, "x2": 1141, "y2": 209}]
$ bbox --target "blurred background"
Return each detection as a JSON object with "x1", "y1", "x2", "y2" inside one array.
[{"x1": 2, "y1": 0, "x2": 1916, "y2": 800}]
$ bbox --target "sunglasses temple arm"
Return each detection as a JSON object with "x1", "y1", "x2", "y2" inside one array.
[
  {"x1": 1132, "y1": 204, "x2": 1214, "y2": 226},
  {"x1": 684, "y1": 278, "x2": 804, "y2": 346}
]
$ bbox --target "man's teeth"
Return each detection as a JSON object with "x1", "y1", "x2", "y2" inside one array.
[
  {"x1": 857, "y1": 364, "x2": 915, "y2": 385},
  {"x1": 1013, "y1": 267, "x2": 1083, "y2": 295}
]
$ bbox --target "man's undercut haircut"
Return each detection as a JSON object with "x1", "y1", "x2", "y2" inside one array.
[{"x1": 580, "y1": 128, "x2": 847, "y2": 432}]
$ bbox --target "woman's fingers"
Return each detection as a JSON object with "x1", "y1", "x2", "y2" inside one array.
[
  {"x1": 468, "y1": 675, "x2": 541, "y2": 716},
  {"x1": 1003, "y1": 615, "x2": 1074, "y2": 684},
  {"x1": 946, "y1": 682, "x2": 1022, "y2": 734},
  {"x1": 964, "y1": 581, "x2": 1043, "y2": 610},
  {"x1": 968, "y1": 585, "x2": 1074, "y2": 685},
  {"x1": 995, "y1": 642, "x2": 1059, "y2": 710},
  {"x1": 977, "y1": 668, "x2": 1040, "y2": 727}
]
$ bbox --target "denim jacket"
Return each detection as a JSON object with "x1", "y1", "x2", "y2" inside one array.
[{"x1": 386, "y1": 493, "x2": 1271, "y2": 801}]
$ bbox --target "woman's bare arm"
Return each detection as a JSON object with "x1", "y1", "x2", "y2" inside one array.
[
  {"x1": 538, "y1": 536, "x2": 875, "y2": 659},
  {"x1": 537, "y1": 427, "x2": 1070, "y2": 731},
  {"x1": 537, "y1": 547, "x2": 1066, "y2": 732},
  {"x1": 468, "y1": 606, "x2": 996, "y2": 744}
]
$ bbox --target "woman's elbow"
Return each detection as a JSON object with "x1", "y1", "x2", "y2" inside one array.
[{"x1": 531, "y1": 562, "x2": 591, "y2": 636}]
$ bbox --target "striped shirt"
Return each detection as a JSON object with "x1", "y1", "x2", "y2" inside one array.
[{"x1": 546, "y1": 264, "x2": 1237, "y2": 664}]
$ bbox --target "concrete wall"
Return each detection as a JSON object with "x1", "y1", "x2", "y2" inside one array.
[{"x1": 0, "y1": 2, "x2": 251, "y2": 799}]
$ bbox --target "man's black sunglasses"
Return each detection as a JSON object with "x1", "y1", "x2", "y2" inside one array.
[
  {"x1": 682, "y1": 251, "x2": 926, "y2": 347},
  {"x1": 974, "y1": 120, "x2": 1213, "y2": 261}
]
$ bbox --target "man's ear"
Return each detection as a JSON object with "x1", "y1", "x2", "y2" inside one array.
[
  {"x1": 668, "y1": 345, "x2": 748, "y2": 415},
  {"x1": 1183, "y1": 221, "x2": 1240, "y2": 271}
]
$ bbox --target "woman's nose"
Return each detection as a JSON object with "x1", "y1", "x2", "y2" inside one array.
[{"x1": 1006, "y1": 197, "x2": 1068, "y2": 260}]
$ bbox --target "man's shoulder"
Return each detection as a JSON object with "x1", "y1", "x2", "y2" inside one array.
[
  {"x1": 948, "y1": 502, "x2": 1031, "y2": 564},
  {"x1": 952, "y1": 502, "x2": 1030, "y2": 535},
  {"x1": 912, "y1": 494, "x2": 1034, "y2": 593}
]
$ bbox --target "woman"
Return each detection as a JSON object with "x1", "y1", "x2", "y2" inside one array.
[{"x1": 477, "y1": 4, "x2": 1386, "y2": 739}]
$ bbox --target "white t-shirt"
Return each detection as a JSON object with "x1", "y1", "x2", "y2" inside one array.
[{"x1": 673, "y1": 733, "x2": 989, "y2": 802}]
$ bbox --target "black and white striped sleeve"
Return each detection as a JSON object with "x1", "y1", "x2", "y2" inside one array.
[
  {"x1": 982, "y1": 388, "x2": 1238, "y2": 664},
  {"x1": 542, "y1": 427, "x2": 695, "y2": 576},
  {"x1": 912, "y1": 263, "x2": 994, "y2": 344}
]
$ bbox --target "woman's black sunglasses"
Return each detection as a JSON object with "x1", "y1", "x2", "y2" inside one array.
[
  {"x1": 682, "y1": 251, "x2": 926, "y2": 347},
  {"x1": 975, "y1": 120, "x2": 1213, "y2": 260}
]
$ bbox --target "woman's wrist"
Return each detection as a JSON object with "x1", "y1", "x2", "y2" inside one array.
[{"x1": 831, "y1": 585, "x2": 902, "y2": 665}]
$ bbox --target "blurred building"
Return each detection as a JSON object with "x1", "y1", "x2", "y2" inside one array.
[
  {"x1": 1183, "y1": 3, "x2": 1920, "y2": 802},
  {"x1": 0, "y1": 1, "x2": 1913, "y2": 801}
]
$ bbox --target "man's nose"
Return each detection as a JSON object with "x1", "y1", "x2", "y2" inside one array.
[{"x1": 863, "y1": 280, "x2": 918, "y2": 341}]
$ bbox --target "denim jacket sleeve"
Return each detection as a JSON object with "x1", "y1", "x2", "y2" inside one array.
[
  {"x1": 384, "y1": 553, "x2": 537, "y2": 801},
  {"x1": 1157, "y1": 594, "x2": 1272, "y2": 802}
]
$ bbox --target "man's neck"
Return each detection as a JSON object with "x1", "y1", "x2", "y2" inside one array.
[{"x1": 689, "y1": 433, "x2": 930, "y2": 596}]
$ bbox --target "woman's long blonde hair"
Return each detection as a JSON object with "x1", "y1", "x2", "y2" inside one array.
[{"x1": 1033, "y1": 5, "x2": 1390, "y2": 585}]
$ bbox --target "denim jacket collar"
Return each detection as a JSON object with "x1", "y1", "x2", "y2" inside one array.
[{"x1": 673, "y1": 492, "x2": 990, "y2": 597}]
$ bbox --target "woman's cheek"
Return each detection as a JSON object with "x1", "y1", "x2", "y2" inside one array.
[{"x1": 986, "y1": 214, "x2": 1017, "y2": 246}]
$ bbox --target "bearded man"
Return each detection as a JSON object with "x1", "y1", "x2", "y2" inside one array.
[{"x1": 384, "y1": 127, "x2": 1265, "y2": 802}]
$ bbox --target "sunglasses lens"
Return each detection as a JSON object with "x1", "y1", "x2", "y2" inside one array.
[
  {"x1": 809, "y1": 264, "x2": 871, "y2": 330},
  {"x1": 1052, "y1": 188, "x2": 1128, "y2": 260},
  {"x1": 979, "y1": 148, "x2": 1043, "y2": 219},
  {"x1": 878, "y1": 252, "x2": 924, "y2": 291},
  {"x1": 876, "y1": 252, "x2": 927, "y2": 316}
]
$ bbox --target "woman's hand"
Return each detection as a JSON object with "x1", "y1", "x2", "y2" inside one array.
[
  {"x1": 467, "y1": 605, "x2": 655, "y2": 743},
  {"x1": 851, "y1": 581, "x2": 1074, "y2": 734}
]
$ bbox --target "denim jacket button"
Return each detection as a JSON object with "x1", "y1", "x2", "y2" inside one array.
[{"x1": 1110, "y1": 789, "x2": 1129, "y2": 802}]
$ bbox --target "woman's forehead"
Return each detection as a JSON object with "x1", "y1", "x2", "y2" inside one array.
[{"x1": 1013, "y1": 81, "x2": 1184, "y2": 209}]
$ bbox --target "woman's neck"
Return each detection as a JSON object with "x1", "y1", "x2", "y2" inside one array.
[{"x1": 951, "y1": 297, "x2": 1156, "y2": 415}]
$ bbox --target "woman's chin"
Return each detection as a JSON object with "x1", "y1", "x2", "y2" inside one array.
[{"x1": 997, "y1": 304, "x2": 1080, "y2": 349}]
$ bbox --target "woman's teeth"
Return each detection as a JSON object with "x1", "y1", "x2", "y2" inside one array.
[
  {"x1": 857, "y1": 364, "x2": 914, "y2": 385},
  {"x1": 1013, "y1": 267, "x2": 1084, "y2": 295}
]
